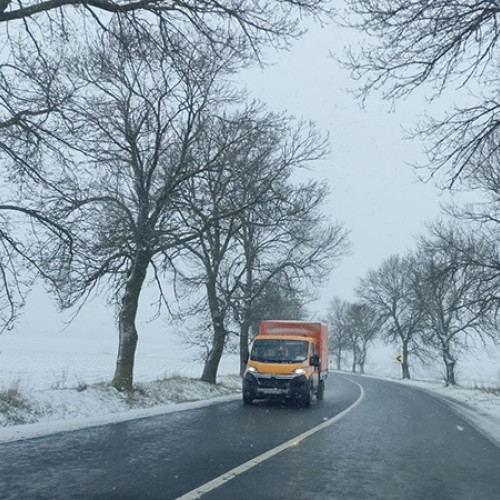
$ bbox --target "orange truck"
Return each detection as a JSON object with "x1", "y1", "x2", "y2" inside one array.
[{"x1": 242, "y1": 320, "x2": 329, "y2": 406}]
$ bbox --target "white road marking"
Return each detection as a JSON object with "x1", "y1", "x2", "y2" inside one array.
[{"x1": 175, "y1": 378, "x2": 365, "y2": 500}]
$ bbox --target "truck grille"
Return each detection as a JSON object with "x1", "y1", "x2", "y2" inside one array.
[{"x1": 257, "y1": 377, "x2": 290, "y2": 390}]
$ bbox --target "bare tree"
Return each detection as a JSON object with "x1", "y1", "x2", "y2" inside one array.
[
  {"x1": 326, "y1": 300, "x2": 381, "y2": 374},
  {"x1": 0, "y1": 30, "x2": 77, "y2": 331},
  {"x1": 346, "y1": 302, "x2": 381, "y2": 373},
  {"x1": 412, "y1": 225, "x2": 497, "y2": 386},
  {"x1": 357, "y1": 254, "x2": 425, "y2": 379},
  {"x1": 325, "y1": 297, "x2": 351, "y2": 371},
  {"x1": 43, "y1": 27, "x2": 245, "y2": 391},
  {"x1": 172, "y1": 108, "x2": 277, "y2": 384},
  {"x1": 176, "y1": 109, "x2": 348, "y2": 383},
  {"x1": 245, "y1": 273, "x2": 307, "y2": 340},
  {"x1": 233, "y1": 172, "x2": 349, "y2": 375},
  {"x1": 1, "y1": 0, "x2": 332, "y2": 49},
  {"x1": 0, "y1": 204, "x2": 73, "y2": 332},
  {"x1": 343, "y1": 0, "x2": 500, "y2": 189}
]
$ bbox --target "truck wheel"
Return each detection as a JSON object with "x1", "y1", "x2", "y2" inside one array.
[
  {"x1": 317, "y1": 380, "x2": 325, "y2": 401},
  {"x1": 299, "y1": 381, "x2": 313, "y2": 407},
  {"x1": 243, "y1": 392, "x2": 254, "y2": 405}
]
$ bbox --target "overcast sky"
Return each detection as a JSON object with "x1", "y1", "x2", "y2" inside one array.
[{"x1": 239, "y1": 17, "x2": 456, "y2": 311}]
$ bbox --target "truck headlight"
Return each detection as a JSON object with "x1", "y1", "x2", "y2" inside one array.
[
  {"x1": 247, "y1": 366, "x2": 258, "y2": 373},
  {"x1": 292, "y1": 368, "x2": 307, "y2": 375}
]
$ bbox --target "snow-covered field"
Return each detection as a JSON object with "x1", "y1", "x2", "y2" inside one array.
[{"x1": 0, "y1": 297, "x2": 499, "y2": 449}]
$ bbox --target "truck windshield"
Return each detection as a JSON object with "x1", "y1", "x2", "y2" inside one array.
[{"x1": 250, "y1": 339, "x2": 309, "y2": 363}]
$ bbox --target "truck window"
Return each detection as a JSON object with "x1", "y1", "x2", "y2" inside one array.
[{"x1": 250, "y1": 339, "x2": 308, "y2": 363}]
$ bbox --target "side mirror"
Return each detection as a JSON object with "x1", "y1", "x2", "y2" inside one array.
[{"x1": 310, "y1": 354, "x2": 320, "y2": 367}]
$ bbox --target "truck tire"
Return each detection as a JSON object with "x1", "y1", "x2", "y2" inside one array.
[
  {"x1": 317, "y1": 379, "x2": 325, "y2": 401},
  {"x1": 299, "y1": 380, "x2": 313, "y2": 407},
  {"x1": 243, "y1": 392, "x2": 254, "y2": 405}
]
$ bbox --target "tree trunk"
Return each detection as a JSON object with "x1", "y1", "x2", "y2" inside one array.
[
  {"x1": 444, "y1": 359, "x2": 456, "y2": 386},
  {"x1": 351, "y1": 348, "x2": 358, "y2": 373},
  {"x1": 336, "y1": 346, "x2": 342, "y2": 370},
  {"x1": 201, "y1": 321, "x2": 225, "y2": 384},
  {"x1": 401, "y1": 340, "x2": 411, "y2": 380},
  {"x1": 239, "y1": 316, "x2": 251, "y2": 376},
  {"x1": 442, "y1": 346, "x2": 456, "y2": 386},
  {"x1": 201, "y1": 280, "x2": 227, "y2": 384},
  {"x1": 111, "y1": 253, "x2": 150, "y2": 392},
  {"x1": 239, "y1": 255, "x2": 254, "y2": 376},
  {"x1": 359, "y1": 343, "x2": 368, "y2": 374}
]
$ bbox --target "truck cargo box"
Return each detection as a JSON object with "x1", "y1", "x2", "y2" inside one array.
[{"x1": 259, "y1": 320, "x2": 328, "y2": 375}]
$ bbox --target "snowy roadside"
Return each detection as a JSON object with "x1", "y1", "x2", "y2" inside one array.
[{"x1": 0, "y1": 375, "x2": 241, "y2": 444}]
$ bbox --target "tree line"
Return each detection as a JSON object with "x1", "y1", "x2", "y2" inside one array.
[
  {"x1": 0, "y1": 0, "x2": 349, "y2": 391},
  {"x1": 328, "y1": 222, "x2": 500, "y2": 386}
]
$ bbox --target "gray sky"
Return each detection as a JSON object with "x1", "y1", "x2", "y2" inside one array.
[{"x1": 239, "y1": 19, "x2": 453, "y2": 309}]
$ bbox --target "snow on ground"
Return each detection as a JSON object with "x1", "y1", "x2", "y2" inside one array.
[
  {"x1": 0, "y1": 292, "x2": 243, "y2": 443},
  {"x1": 0, "y1": 302, "x2": 499, "y2": 448},
  {"x1": 0, "y1": 376, "x2": 241, "y2": 444}
]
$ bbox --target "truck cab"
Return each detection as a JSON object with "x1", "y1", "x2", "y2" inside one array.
[{"x1": 242, "y1": 321, "x2": 328, "y2": 406}]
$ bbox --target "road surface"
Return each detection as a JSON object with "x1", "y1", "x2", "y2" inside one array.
[{"x1": 0, "y1": 374, "x2": 499, "y2": 499}]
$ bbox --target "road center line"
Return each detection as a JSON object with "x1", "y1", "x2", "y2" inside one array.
[{"x1": 175, "y1": 378, "x2": 365, "y2": 500}]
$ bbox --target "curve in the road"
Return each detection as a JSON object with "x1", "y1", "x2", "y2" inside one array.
[{"x1": 175, "y1": 378, "x2": 365, "y2": 500}]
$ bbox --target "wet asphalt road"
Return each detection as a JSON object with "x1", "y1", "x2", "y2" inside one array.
[{"x1": 0, "y1": 374, "x2": 499, "y2": 500}]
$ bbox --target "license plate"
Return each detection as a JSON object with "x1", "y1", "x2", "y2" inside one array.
[{"x1": 260, "y1": 388, "x2": 287, "y2": 395}]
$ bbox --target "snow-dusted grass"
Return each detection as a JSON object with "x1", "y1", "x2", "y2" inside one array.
[
  {"x1": 0, "y1": 383, "x2": 40, "y2": 426},
  {"x1": 0, "y1": 316, "x2": 243, "y2": 442},
  {"x1": 0, "y1": 375, "x2": 241, "y2": 428},
  {"x1": 0, "y1": 374, "x2": 242, "y2": 444}
]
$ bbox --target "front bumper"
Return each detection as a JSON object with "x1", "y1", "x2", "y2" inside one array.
[{"x1": 243, "y1": 372, "x2": 308, "y2": 399}]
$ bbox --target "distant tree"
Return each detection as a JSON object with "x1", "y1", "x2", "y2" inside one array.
[
  {"x1": 325, "y1": 297, "x2": 351, "y2": 371},
  {"x1": 413, "y1": 225, "x2": 497, "y2": 386},
  {"x1": 357, "y1": 254, "x2": 425, "y2": 379},
  {"x1": 344, "y1": 302, "x2": 381, "y2": 374},
  {"x1": 245, "y1": 274, "x2": 307, "y2": 339}
]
